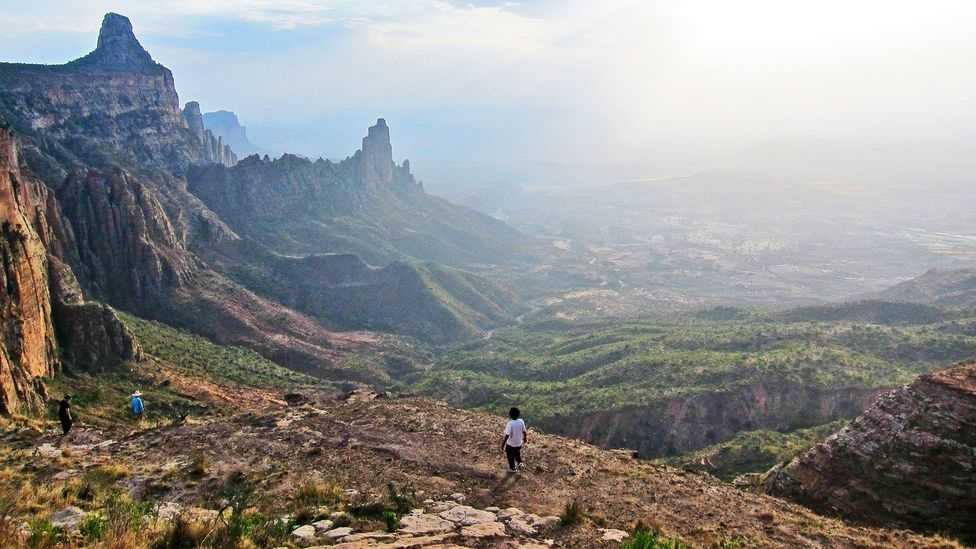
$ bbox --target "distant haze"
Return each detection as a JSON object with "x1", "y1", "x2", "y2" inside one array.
[{"x1": 4, "y1": 0, "x2": 976, "y2": 193}]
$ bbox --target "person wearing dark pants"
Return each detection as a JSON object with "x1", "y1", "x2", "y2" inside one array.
[
  {"x1": 501, "y1": 407, "x2": 527, "y2": 473},
  {"x1": 58, "y1": 395, "x2": 73, "y2": 436}
]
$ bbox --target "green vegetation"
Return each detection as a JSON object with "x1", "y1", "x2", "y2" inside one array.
[
  {"x1": 120, "y1": 313, "x2": 319, "y2": 389},
  {"x1": 620, "y1": 525, "x2": 691, "y2": 549},
  {"x1": 659, "y1": 420, "x2": 847, "y2": 481},
  {"x1": 417, "y1": 317, "x2": 976, "y2": 418}
]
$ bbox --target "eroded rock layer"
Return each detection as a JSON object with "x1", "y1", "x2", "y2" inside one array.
[{"x1": 764, "y1": 361, "x2": 976, "y2": 542}]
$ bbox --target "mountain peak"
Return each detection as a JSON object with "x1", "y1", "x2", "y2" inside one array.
[
  {"x1": 360, "y1": 118, "x2": 394, "y2": 186},
  {"x1": 74, "y1": 13, "x2": 155, "y2": 70}
]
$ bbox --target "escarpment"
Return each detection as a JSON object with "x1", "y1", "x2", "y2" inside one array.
[
  {"x1": 0, "y1": 128, "x2": 59, "y2": 414},
  {"x1": 764, "y1": 361, "x2": 976, "y2": 542}
]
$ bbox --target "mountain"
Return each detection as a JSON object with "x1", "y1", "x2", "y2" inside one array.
[
  {"x1": 867, "y1": 268, "x2": 976, "y2": 309},
  {"x1": 763, "y1": 361, "x2": 976, "y2": 543},
  {"x1": 0, "y1": 12, "x2": 529, "y2": 410},
  {"x1": 202, "y1": 109, "x2": 262, "y2": 156}
]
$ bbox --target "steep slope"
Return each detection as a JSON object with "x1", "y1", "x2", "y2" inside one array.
[
  {"x1": 868, "y1": 268, "x2": 976, "y2": 309},
  {"x1": 207, "y1": 245, "x2": 520, "y2": 343},
  {"x1": 764, "y1": 361, "x2": 976, "y2": 542},
  {"x1": 0, "y1": 11, "x2": 530, "y2": 393},
  {"x1": 0, "y1": 127, "x2": 58, "y2": 414},
  {"x1": 10, "y1": 389, "x2": 960, "y2": 548},
  {"x1": 187, "y1": 119, "x2": 529, "y2": 267}
]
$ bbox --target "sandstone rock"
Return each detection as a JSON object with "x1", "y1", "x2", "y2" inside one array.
[
  {"x1": 600, "y1": 528, "x2": 630, "y2": 542},
  {"x1": 398, "y1": 513, "x2": 455, "y2": 535},
  {"x1": 54, "y1": 302, "x2": 142, "y2": 372},
  {"x1": 460, "y1": 521, "x2": 507, "y2": 539},
  {"x1": 292, "y1": 524, "x2": 317, "y2": 543},
  {"x1": 0, "y1": 128, "x2": 58, "y2": 415},
  {"x1": 340, "y1": 531, "x2": 395, "y2": 542},
  {"x1": 496, "y1": 508, "x2": 524, "y2": 521},
  {"x1": 764, "y1": 361, "x2": 976, "y2": 542},
  {"x1": 324, "y1": 526, "x2": 354, "y2": 540},
  {"x1": 505, "y1": 516, "x2": 537, "y2": 536},
  {"x1": 49, "y1": 506, "x2": 86, "y2": 532},
  {"x1": 311, "y1": 519, "x2": 334, "y2": 533},
  {"x1": 438, "y1": 505, "x2": 496, "y2": 526}
]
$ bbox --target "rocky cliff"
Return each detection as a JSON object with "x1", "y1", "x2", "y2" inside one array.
[
  {"x1": 202, "y1": 109, "x2": 260, "y2": 156},
  {"x1": 0, "y1": 127, "x2": 58, "y2": 414},
  {"x1": 538, "y1": 381, "x2": 883, "y2": 458},
  {"x1": 0, "y1": 13, "x2": 234, "y2": 174},
  {"x1": 764, "y1": 361, "x2": 976, "y2": 542},
  {"x1": 188, "y1": 119, "x2": 525, "y2": 266},
  {"x1": 183, "y1": 102, "x2": 237, "y2": 166}
]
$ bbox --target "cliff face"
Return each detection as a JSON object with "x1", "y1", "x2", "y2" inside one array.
[
  {"x1": 764, "y1": 362, "x2": 976, "y2": 542},
  {"x1": 0, "y1": 128, "x2": 58, "y2": 414},
  {"x1": 538, "y1": 381, "x2": 883, "y2": 458},
  {"x1": 182, "y1": 102, "x2": 237, "y2": 166},
  {"x1": 202, "y1": 110, "x2": 260, "y2": 156},
  {"x1": 0, "y1": 13, "x2": 234, "y2": 173}
]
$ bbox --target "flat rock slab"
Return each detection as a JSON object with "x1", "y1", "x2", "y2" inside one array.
[
  {"x1": 292, "y1": 524, "x2": 318, "y2": 543},
  {"x1": 460, "y1": 521, "x2": 507, "y2": 539},
  {"x1": 325, "y1": 526, "x2": 355, "y2": 539},
  {"x1": 439, "y1": 505, "x2": 497, "y2": 526},
  {"x1": 600, "y1": 528, "x2": 630, "y2": 542},
  {"x1": 399, "y1": 514, "x2": 455, "y2": 535}
]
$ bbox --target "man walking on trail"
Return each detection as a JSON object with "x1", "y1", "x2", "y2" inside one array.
[
  {"x1": 58, "y1": 394, "x2": 73, "y2": 436},
  {"x1": 130, "y1": 390, "x2": 145, "y2": 420},
  {"x1": 502, "y1": 407, "x2": 527, "y2": 473}
]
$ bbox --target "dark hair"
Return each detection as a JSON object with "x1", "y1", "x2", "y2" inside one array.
[
  {"x1": 63, "y1": 394, "x2": 71, "y2": 400},
  {"x1": 508, "y1": 407, "x2": 520, "y2": 419}
]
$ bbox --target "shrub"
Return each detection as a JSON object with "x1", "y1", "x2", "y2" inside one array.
[
  {"x1": 80, "y1": 511, "x2": 107, "y2": 542},
  {"x1": 620, "y1": 524, "x2": 691, "y2": 549},
  {"x1": 27, "y1": 519, "x2": 64, "y2": 549},
  {"x1": 187, "y1": 452, "x2": 208, "y2": 478},
  {"x1": 293, "y1": 480, "x2": 343, "y2": 509},
  {"x1": 383, "y1": 510, "x2": 400, "y2": 532},
  {"x1": 559, "y1": 500, "x2": 581, "y2": 527},
  {"x1": 150, "y1": 515, "x2": 207, "y2": 549},
  {"x1": 386, "y1": 482, "x2": 416, "y2": 515}
]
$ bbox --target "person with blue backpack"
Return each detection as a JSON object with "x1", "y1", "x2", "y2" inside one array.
[{"x1": 130, "y1": 390, "x2": 145, "y2": 420}]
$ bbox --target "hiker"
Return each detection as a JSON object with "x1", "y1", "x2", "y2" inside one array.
[
  {"x1": 57, "y1": 394, "x2": 73, "y2": 436},
  {"x1": 501, "y1": 407, "x2": 527, "y2": 473},
  {"x1": 130, "y1": 390, "x2": 145, "y2": 419}
]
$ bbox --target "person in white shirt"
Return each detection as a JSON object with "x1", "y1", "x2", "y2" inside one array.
[{"x1": 501, "y1": 407, "x2": 527, "y2": 473}]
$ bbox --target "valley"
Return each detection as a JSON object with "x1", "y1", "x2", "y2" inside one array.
[{"x1": 0, "y1": 8, "x2": 974, "y2": 549}]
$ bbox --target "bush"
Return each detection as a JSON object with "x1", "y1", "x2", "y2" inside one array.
[
  {"x1": 620, "y1": 524, "x2": 691, "y2": 549},
  {"x1": 559, "y1": 500, "x2": 581, "y2": 527},
  {"x1": 27, "y1": 519, "x2": 64, "y2": 549},
  {"x1": 150, "y1": 515, "x2": 207, "y2": 549},
  {"x1": 383, "y1": 510, "x2": 400, "y2": 532},
  {"x1": 293, "y1": 480, "x2": 343, "y2": 509},
  {"x1": 80, "y1": 511, "x2": 107, "y2": 542},
  {"x1": 187, "y1": 452, "x2": 208, "y2": 478},
  {"x1": 386, "y1": 482, "x2": 416, "y2": 515}
]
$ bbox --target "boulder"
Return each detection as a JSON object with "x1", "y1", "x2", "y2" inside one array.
[
  {"x1": 49, "y1": 506, "x2": 86, "y2": 532},
  {"x1": 291, "y1": 524, "x2": 317, "y2": 544},
  {"x1": 324, "y1": 526, "x2": 354, "y2": 540},
  {"x1": 460, "y1": 521, "x2": 507, "y2": 539}
]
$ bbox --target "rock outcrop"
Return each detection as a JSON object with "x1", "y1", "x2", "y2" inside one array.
[
  {"x1": 182, "y1": 102, "x2": 237, "y2": 166},
  {"x1": 202, "y1": 110, "x2": 260, "y2": 156},
  {"x1": 359, "y1": 118, "x2": 395, "y2": 187},
  {"x1": 869, "y1": 268, "x2": 976, "y2": 309},
  {"x1": 763, "y1": 361, "x2": 976, "y2": 542},
  {"x1": 0, "y1": 127, "x2": 58, "y2": 414},
  {"x1": 540, "y1": 381, "x2": 883, "y2": 458}
]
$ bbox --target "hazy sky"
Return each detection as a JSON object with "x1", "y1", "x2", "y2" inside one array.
[{"x1": 3, "y1": 1, "x2": 976, "y2": 186}]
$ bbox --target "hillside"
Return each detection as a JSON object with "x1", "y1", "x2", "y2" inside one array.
[
  {"x1": 416, "y1": 316, "x2": 976, "y2": 458},
  {"x1": 867, "y1": 268, "x2": 976, "y2": 309},
  {"x1": 2, "y1": 386, "x2": 959, "y2": 548},
  {"x1": 764, "y1": 361, "x2": 976, "y2": 543},
  {"x1": 0, "y1": 12, "x2": 532, "y2": 410}
]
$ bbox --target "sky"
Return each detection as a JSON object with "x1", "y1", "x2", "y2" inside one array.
[{"x1": 3, "y1": 0, "x2": 976, "y2": 190}]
